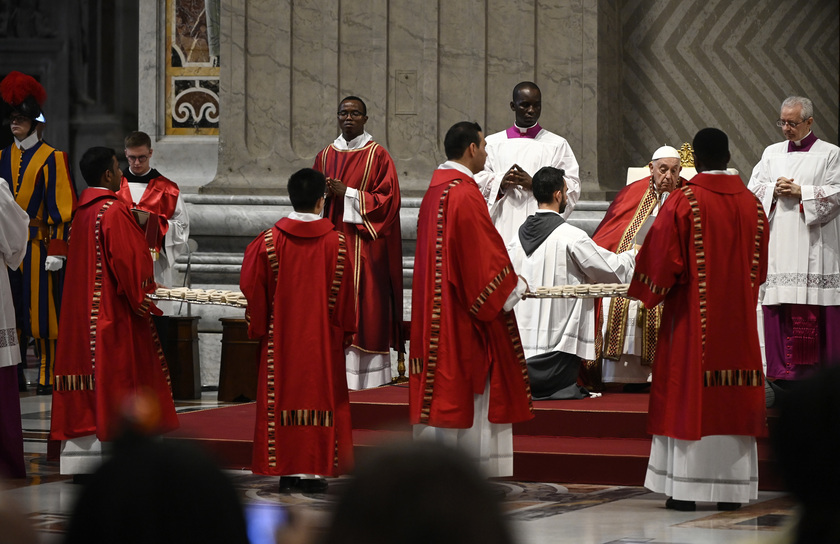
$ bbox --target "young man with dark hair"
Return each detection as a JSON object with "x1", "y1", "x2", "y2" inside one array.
[
  {"x1": 508, "y1": 167, "x2": 635, "y2": 400},
  {"x1": 240, "y1": 167, "x2": 356, "y2": 493},
  {"x1": 117, "y1": 130, "x2": 189, "y2": 295},
  {"x1": 443, "y1": 121, "x2": 483, "y2": 159},
  {"x1": 410, "y1": 121, "x2": 532, "y2": 478},
  {"x1": 313, "y1": 96, "x2": 403, "y2": 390},
  {"x1": 475, "y1": 81, "x2": 581, "y2": 246},
  {"x1": 630, "y1": 128, "x2": 768, "y2": 511},
  {"x1": 51, "y1": 146, "x2": 178, "y2": 476}
]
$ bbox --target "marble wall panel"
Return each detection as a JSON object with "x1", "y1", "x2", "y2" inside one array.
[
  {"x1": 338, "y1": 0, "x2": 388, "y2": 144},
  {"x1": 290, "y1": 0, "x2": 339, "y2": 158},
  {"x1": 385, "y1": 0, "x2": 439, "y2": 173},
  {"x1": 204, "y1": 0, "x2": 604, "y2": 194},
  {"x1": 535, "y1": 0, "x2": 593, "y2": 185},
  {"x1": 438, "y1": 2, "x2": 486, "y2": 149},
  {"x1": 620, "y1": 0, "x2": 839, "y2": 185},
  {"x1": 485, "y1": 0, "x2": 537, "y2": 135},
  {"x1": 595, "y1": 0, "x2": 623, "y2": 190},
  {"x1": 246, "y1": 0, "x2": 290, "y2": 159}
]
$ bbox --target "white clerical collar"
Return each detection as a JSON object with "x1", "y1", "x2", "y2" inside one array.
[
  {"x1": 438, "y1": 160, "x2": 475, "y2": 179},
  {"x1": 793, "y1": 131, "x2": 813, "y2": 146},
  {"x1": 535, "y1": 209, "x2": 561, "y2": 216},
  {"x1": 14, "y1": 132, "x2": 39, "y2": 151},
  {"x1": 701, "y1": 170, "x2": 730, "y2": 175},
  {"x1": 333, "y1": 131, "x2": 372, "y2": 150},
  {"x1": 288, "y1": 211, "x2": 322, "y2": 222},
  {"x1": 514, "y1": 122, "x2": 537, "y2": 134},
  {"x1": 129, "y1": 166, "x2": 152, "y2": 176}
]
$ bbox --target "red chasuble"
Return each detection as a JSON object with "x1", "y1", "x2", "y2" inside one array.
[
  {"x1": 240, "y1": 217, "x2": 356, "y2": 476},
  {"x1": 50, "y1": 189, "x2": 178, "y2": 442},
  {"x1": 116, "y1": 170, "x2": 180, "y2": 252},
  {"x1": 593, "y1": 177, "x2": 658, "y2": 252},
  {"x1": 409, "y1": 167, "x2": 533, "y2": 428},
  {"x1": 313, "y1": 142, "x2": 404, "y2": 355},
  {"x1": 628, "y1": 173, "x2": 768, "y2": 440},
  {"x1": 593, "y1": 177, "x2": 682, "y2": 364}
]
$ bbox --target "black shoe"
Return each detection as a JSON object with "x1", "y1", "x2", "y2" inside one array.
[
  {"x1": 665, "y1": 497, "x2": 696, "y2": 511},
  {"x1": 71, "y1": 474, "x2": 93, "y2": 485},
  {"x1": 622, "y1": 383, "x2": 651, "y2": 393},
  {"x1": 278, "y1": 476, "x2": 301, "y2": 493},
  {"x1": 717, "y1": 502, "x2": 741, "y2": 511},
  {"x1": 36, "y1": 384, "x2": 52, "y2": 396},
  {"x1": 299, "y1": 478, "x2": 328, "y2": 493},
  {"x1": 17, "y1": 364, "x2": 27, "y2": 392}
]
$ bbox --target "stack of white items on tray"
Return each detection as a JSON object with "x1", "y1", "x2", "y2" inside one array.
[
  {"x1": 153, "y1": 287, "x2": 248, "y2": 307},
  {"x1": 531, "y1": 284, "x2": 630, "y2": 298}
]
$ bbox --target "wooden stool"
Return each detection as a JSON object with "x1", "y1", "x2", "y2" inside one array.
[
  {"x1": 153, "y1": 315, "x2": 202, "y2": 400},
  {"x1": 217, "y1": 318, "x2": 259, "y2": 402}
]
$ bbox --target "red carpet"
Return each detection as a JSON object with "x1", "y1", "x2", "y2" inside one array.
[{"x1": 165, "y1": 385, "x2": 782, "y2": 489}]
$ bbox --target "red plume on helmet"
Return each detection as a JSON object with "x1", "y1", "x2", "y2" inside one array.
[
  {"x1": 0, "y1": 71, "x2": 46, "y2": 107},
  {"x1": 1, "y1": 71, "x2": 47, "y2": 123}
]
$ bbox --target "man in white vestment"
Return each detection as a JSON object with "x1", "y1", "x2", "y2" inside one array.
[
  {"x1": 0, "y1": 180, "x2": 30, "y2": 478},
  {"x1": 118, "y1": 131, "x2": 190, "y2": 300},
  {"x1": 508, "y1": 167, "x2": 636, "y2": 400},
  {"x1": 748, "y1": 96, "x2": 840, "y2": 383},
  {"x1": 476, "y1": 81, "x2": 581, "y2": 245}
]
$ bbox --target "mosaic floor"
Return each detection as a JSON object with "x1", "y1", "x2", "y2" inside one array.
[{"x1": 6, "y1": 389, "x2": 798, "y2": 544}]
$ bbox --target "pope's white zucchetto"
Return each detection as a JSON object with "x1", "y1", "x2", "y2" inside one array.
[{"x1": 651, "y1": 145, "x2": 680, "y2": 161}]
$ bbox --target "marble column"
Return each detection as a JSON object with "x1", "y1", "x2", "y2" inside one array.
[{"x1": 201, "y1": 0, "x2": 610, "y2": 197}]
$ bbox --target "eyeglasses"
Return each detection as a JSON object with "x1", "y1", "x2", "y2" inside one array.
[
  {"x1": 126, "y1": 155, "x2": 149, "y2": 163},
  {"x1": 337, "y1": 110, "x2": 364, "y2": 119},
  {"x1": 776, "y1": 119, "x2": 808, "y2": 128}
]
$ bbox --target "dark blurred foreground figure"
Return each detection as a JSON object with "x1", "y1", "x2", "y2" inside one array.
[
  {"x1": 772, "y1": 366, "x2": 840, "y2": 544},
  {"x1": 63, "y1": 432, "x2": 249, "y2": 544},
  {"x1": 321, "y1": 441, "x2": 515, "y2": 544}
]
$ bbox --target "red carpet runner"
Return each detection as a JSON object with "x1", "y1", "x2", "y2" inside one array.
[{"x1": 165, "y1": 384, "x2": 781, "y2": 489}]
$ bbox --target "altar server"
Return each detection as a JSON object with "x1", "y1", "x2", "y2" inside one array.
[
  {"x1": 508, "y1": 166, "x2": 636, "y2": 400},
  {"x1": 476, "y1": 81, "x2": 581, "y2": 245}
]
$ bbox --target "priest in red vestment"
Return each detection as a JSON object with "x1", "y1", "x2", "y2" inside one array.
[
  {"x1": 314, "y1": 96, "x2": 403, "y2": 390},
  {"x1": 628, "y1": 129, "x2": 768, "y2": 511},
  {"x1": 410, "y1": 121, "x2": 533, "y2": 478},
  {"x1": 591, "y1": 146, "x2": 686, "y2": 388},
  {"x1": 51, "y1": 147, "x2": 178, "y2": 475},
  {"x1": 240, "y1": 168, "x2": 356, "y2": 493}
]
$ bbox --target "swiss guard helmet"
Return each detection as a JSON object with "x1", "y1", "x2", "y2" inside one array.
[{"x1": 1, "y1": 71, "x2": 47, "y2": 129}]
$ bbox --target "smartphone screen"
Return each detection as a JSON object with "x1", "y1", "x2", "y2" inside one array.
[{"x1": 245, "y1": 504, "x2": 288, "y2": 544}]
